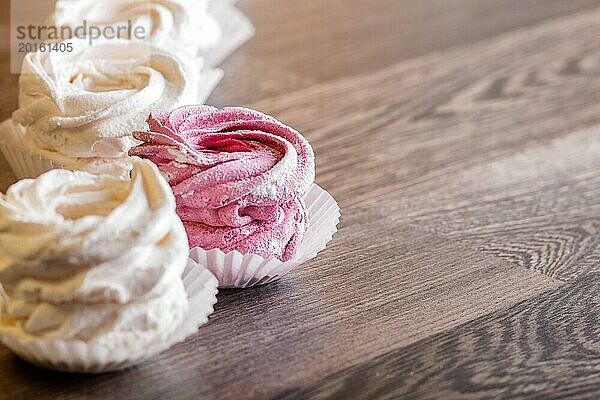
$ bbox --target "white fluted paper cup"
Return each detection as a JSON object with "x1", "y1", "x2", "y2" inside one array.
[
  {"x1": 0, "y1": 119, "x2": 58, "y2": 179},
  {"x1": 206, "y1": 0, "x2": 255, "y2": 67},
  {"x1": 0, "y1": 119, "x2": 133, "y2": 179},
  {"x1": 0, "y1": 261, "x2": 218, "y2": 373},
  {"x1": 197, "y1": 68, "x2": 225, "y2": 103},
  {"x1": 189, "y1": 184, "x2": 340, "y2": 289}
]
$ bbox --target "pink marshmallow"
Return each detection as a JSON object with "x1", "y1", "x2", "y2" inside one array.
[{"x1": 130, "y1": 106, "x2": 315, "y2": 261}]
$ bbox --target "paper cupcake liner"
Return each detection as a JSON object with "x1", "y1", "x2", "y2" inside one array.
[
  {"x1": 0, "y1": 119, "x2": 60, "y2": 179},
  {"x1": 0, "y1": 119, "x2": 131, "y2": 180},
  {"x1": 189, "y1": 184, "x2": 340, "y2": 289},
  {"x1": 197, "y1": 68, "x2": 225, "y2": 104},
  {"x1": 0, "y1": 261, "x2": 218, "y2": 373},
  {"x1": 206, "y1": 0, "x2": 255, "y2": 67}
]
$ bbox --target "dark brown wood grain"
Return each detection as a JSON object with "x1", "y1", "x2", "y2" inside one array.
[
  {"x1": 394, "y1": 129, "x2": 600, "y2": 281},
  {"x1": 249, "y1": 8, "x2": 600, "y2": 211},
  {"x1": 0, "y1": 219, "x2": 561, "y2": 400},
  {"x1": 0, "y1": 0, "x2": 599, "y2": 399},
  {"x1": 211, "y1": 0, "x2": 600, "y2": 104},
  {"x1": 277, "y1": 269, "x2": 600, "y2": 400}
]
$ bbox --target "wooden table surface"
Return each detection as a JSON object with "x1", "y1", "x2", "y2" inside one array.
[{"x1": 1, "y1": 1, "x2": 600, "y2": 399}]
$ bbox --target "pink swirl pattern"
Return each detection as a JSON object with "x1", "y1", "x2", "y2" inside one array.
[{"x1": 129, "y1": 106, "x2": 315, "y2": 261}]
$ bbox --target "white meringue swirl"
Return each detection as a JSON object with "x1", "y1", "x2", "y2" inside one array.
[
  {"x1": 12, "y1": 40, "x2": 199, "y2": 165},
  {"x1": 0, "y1": 158, "x2": 190, "y2": 350},
  {"x1": 53, "y1": 0, "x2": 221, "y2": 62}
]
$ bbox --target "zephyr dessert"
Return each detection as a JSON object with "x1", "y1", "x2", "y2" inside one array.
[
  {"x1": 0, "y1": 39, "x2": 209, "y2": 179},
  {"x1": 53, "y1": 0, "x2": 254, "y2": 67},
  {"x1": 0, "y1": 158, "x2": 218, "y2": 372},
  {"x1": 130, "y1": 106, "x2": 340, "y2": 288}
]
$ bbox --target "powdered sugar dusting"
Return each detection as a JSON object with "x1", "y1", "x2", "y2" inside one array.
[{"x1": 129, "y1": 106, "x2": 315, "y2": 260}]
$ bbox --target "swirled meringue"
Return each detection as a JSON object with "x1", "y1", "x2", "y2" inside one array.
[
  {"x1": 12, "y1": 40, "x2": 199, "y2": 171},
  {"x1": 129, "y1": 106, "x2": 315, "y2": 261},
  {"x1": 0, "y1": 158, "x2": 190, "y2": 352},
  {"x1": 53, "y1": 0, "x2": 221, "y2": 62}
]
